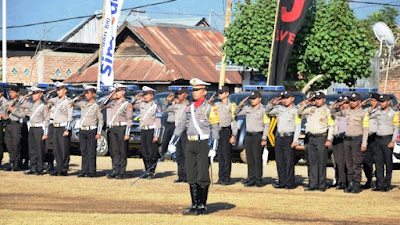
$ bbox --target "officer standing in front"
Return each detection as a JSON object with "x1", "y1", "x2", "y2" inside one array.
[
  {"x1": 235, "y1": 91, "x2": 270, "y2": 188},
  {"x1": 46, "y1": 82, "x2": 73, "y2": 176},
  {"x1": 332, "y1": 93, "x2": 369, "y2": 193},
  {"x1": 20, "y1": 87, "x2": 49, "y2": 175},
  {"x1": 214, "y1": 86, "x2": 237, "y2": 186},
  {"x1": 101, "y1": 84, "x2": 133, "y2": 179},
  {"x1": 133, "y1": 86, "x2": 162, "y2": 179},
  {"x1": 0, "y1": 88, "x2": 7, "y2": 169},
  {"x1": 2, "y1": 86, "x2": 25, "y2": 171},
  {"x1": 370, "y1": 94, "x2": 399, "y2": 192},
  {"x1": 266, "y1": 91, "x2": 301, "y2": 189},
  {"x1": 74, "y1": 85, "x2": 103, "y2": 178},
  {"x1": 298, "y1": 91, "x2": 335, "y2": 192},
  {"x1": 167, "y1": 78, "x2": 219, "y2": 215},
  {"x1": 360, "y1": 93, "x2": 380, "y2": 189}
]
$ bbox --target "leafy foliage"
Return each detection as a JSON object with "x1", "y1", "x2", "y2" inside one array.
[
  {"x1": 222, "y1": 0, "x2": 277, "y2": 76},
  {"x1": 294, "y1": 0, "x2": 376, "y2": 89}
]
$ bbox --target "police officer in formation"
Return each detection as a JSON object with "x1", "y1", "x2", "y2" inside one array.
[
  {"x1": 74, "y1": 85, "x2": 103, "y2": 178},
  {"x1": 46, "y1": 82, "x2": 73, "y2": 176},
  {"x1": 266, "y1": 91, "x2": 301, "y2": 189},
  {"x1": 164, "y1": 87, "x2": 190, "y2": 183},
  {"x1": 168, "y1": 78, "x2": 219, "y2": 215},
  {"x1": 20, "y1": 87, "x2": 49, "y2": 175},
  {"x1": 298, "y1": 91, "x2": 335, "y2": 192},
  {"x1": 332, "y1": 93, "x2": 369, "y2": 193},
  {"x1": 235, "y1": 91, "x2": 270, "y2": 188},
  {"x1": 370, "y1": 94, "x2": 399, "y2": 192},
  {"x1": 214, "y1": 86, "x2": 237, "y2": 186},
  {"x1": 329, "y1": 95, "x2": 349, "y2": 190},
  {"x1": 101, "y1": 83, "x2": 133, "y2": 179},
  {"x1": 161, "y1": 93, "x2": 178, "y2": 158},
  {"x1": 2, "y1": 86, "x2": 25, "y2": 171},
  {"x1": 360, "y1": 93, "x2": 380, "y2": 189},
  {"x1": 133, "y1": 86, "x2": 162, "y2": 179},
  {"x1": 0, "y1": 88, "x2": 7, "y2": 169}
]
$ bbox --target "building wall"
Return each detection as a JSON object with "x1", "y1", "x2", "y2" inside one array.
[
  {"x1": 379, "y1": 66, "x2": 400, "y2": 101},
  {"x1": 1, "y1": 50, "x2": 92, "y2": 85}
]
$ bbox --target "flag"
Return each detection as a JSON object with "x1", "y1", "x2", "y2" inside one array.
[
  {"x1": 99, "y1": 0, "x2": 124, "y2": 87},
  {"x1": 268, "y1": 0, "x2": 312, "y2": 85}
]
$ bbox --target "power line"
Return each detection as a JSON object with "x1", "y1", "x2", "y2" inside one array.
[
  {"x1": 0, "y1": 0, "x2": 177, "y2": 30},
  {"x1": 347, "y1": 0, "x2": 400, "y2": 7}
]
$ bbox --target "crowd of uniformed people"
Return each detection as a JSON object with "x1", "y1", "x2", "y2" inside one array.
[{"x1": 0, "y1": 78, "x2": 400, "y2": 215}]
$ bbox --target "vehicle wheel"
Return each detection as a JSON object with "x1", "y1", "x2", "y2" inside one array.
[
  {"x1": 96, "y1": 133, "x2": 108, "y2": 156},
  {"x1": 240, "y1": 149, "x2": 247, "y2": 164}
]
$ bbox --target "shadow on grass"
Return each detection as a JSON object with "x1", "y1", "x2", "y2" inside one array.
[{"x1": 207, "y1": 202, "x2": 236, "y2": 214}]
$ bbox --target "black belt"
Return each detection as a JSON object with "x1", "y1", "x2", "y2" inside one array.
[
  {"x1": 221, "y1": 126, "x2": 231, "y2": 130},
  {"x1": 344, "y1": 135, "x2": 362, "y2": 141},
  {"x1": 246, "y1": 132, "x2": 262, "y2": 136},
  {"x1": 6, "y1": 120, "x2": 20, "y2": 124},
  {"x1": 376, "y1": 135, "x2": 392, "y2": 139},
  {"x1": 166, "y1": 122, "x2": 175, "y2": 125},
  {"x1": 308, "y1": 133, "x2": 327, "y2": 138},
  {"x1": 277, "y1": 132, "x2": 294, "y2": 137}
]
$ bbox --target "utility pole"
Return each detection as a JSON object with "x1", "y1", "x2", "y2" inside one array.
[
  {"x1": 209, "y1": 9, "x2": 213, "y2": 26},
  {"x1": 218, "y1": 0, "x2": 232, "y2": 88},
  {"x1": 2, "y1": 0, "x2": 7, "y2": 83}
]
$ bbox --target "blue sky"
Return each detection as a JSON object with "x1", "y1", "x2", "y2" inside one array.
[{"x1": 1, "y1": 0, "x2": 399, "y2": 41}]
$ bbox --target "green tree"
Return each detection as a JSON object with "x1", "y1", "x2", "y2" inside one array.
[
  {"x1": 364, "y1": 6, "x2": 399, "y2": 31},
  {"x1": 294, "y1": 0, "x2": 376, "y2": 89},
  {"x1": 222, "y1": 0, "x2": 277, "y2": 76}
]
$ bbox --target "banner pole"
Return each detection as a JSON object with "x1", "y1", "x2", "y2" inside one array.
[
  {"x1": 266, "y1": 0, "x2": 281, "y2": 86},
  {"x1": 218, "y1": 0, "x2": 232, "y2": 89},
  {"x1": 97, "y1": 0, "x2": 107, "y2": 89}
]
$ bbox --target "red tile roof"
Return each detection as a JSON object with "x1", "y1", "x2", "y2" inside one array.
[{"x1": 65, "y1": 23, "x2": 241, "y2": 84}]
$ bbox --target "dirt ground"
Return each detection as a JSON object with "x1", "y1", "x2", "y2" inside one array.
[{"x1": 1, "y1": 153, "x2": 400, "y2": 225}]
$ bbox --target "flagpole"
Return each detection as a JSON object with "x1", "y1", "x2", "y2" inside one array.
[
  {"x1": 97, "y1": 0, "x2": 107, "y2": 89},
  {"x1": 2, "y1": 0, "x2": 7, "y2": 83},
  {"x1": 266, "y1": 0, "x2": 281, "y2": 86},
  {"x1": 218, "y1": 0, "x2": 232, "y2": 89}
]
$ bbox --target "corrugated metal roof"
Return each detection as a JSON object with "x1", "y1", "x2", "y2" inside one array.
[{"x1": 64, "y1": 23, "x2": 241, "y2": 84}]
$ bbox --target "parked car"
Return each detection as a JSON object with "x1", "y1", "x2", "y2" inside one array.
[{"x1": 228, "y1": 86, "x2": 307, "y2": 163}]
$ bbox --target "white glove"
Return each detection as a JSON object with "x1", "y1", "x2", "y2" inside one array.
[
  {"x1": 208, "y1": 149, "x2": 216, "y2": 162},
  {"x1": 262, "y1": 147, "x2": 269, "y2": 165},
  {"x1": 167, "y1": 145, "x2": 176, "y2": 155}
]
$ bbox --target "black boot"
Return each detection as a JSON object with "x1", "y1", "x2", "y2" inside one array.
[
  {"x1": 5, "y1": 162, "x2": 14, "y2": 171},
  {"x1": 352, "y1": 182, "x2": 362, "y2": 194},
  {"x1": 362, "y1": 179, "x2": 372, "y2": 189},
  {"x1": 344, "y1": 181, "x2": 353, "y2": 193},
  {"x1": 195, "y1": 185, "x2": 209, "y2": 215},
  {"x1": 142, "y1": 158, "x2": 149, "y2": 178},
  {"x1": 183, "y1": 184, "x2": 198, "y2": 215}
]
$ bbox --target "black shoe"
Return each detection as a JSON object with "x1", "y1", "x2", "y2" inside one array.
[
  {"x1": 351, "y1": 182, "x2": 362, "y2": 194},
  {"x1": 59, "y1": 171, "x2": 68, "y2": 176},
  {"x1": 362, "y1": 182, "x2": 372, "y2": 189},
  {"x1": 319, "y1": 188, "x2": 326, "y2": 192},
  {"x1": 304, "y1": 187, "x2": 318, "y2": 192},
  {"x1": 244, "y1": 180, "x2": 255, "y2": 187},
  {"x1": 36, "y1": 171, "x2": 44, "y2": 175},
  {"x1": 87, "y1": 174, "x2": 95, "y2": 178},
  {"x1": 50, "y1": 171, "x2": 60, "y2": 176},
  {"x1": 336, "y1": 184, "x2": 346, "y2": 190},
  {"x1": 255, "y1": 181, "x2": 263, "y2": 187},
  {"x1": 304, "y1": 183, "x2": 310, "y2": 188},
  {"x1": 216, "y1": 180, "x2": 224, "y2": 185},
  {"x1": 344, "y1": 182, "x2": 353, "y2": 193},
  {"x1": 224, "y1": 180, "x2": 231, "y2": 186},
  {"x1": 116, "y1": 175, "x2": 126, "y2": 179},
  {"x1": 381, "y1": 187, "x2": 390, "y2": 192},
  {"x1": 242, "y1": 179, "x2": 250, "y2": 184},
  {"x1": 174, "y1": 178, "x2": 184, "y2": 183},
  {"x1": 107, "y1": 172, "x2": 117, "y2": 179},
  {"x1": 183, "y1": 184, "x2": 198, "y2": 216},
  {"x1": 24, "y1": 170, "x2": 36, "y2": 175},
  {"x1": 285, "y1": 185, "x2": 296, "y2": 189},
  {"x1": 272, "y1": 182, "x2": 285, "y2": 189},
  {"x1": 77, "y1": 173, "x2": 86, "y2": 178},
  {"x1": 372, "y1": 186, "x2": 382, "y2": 192},
  {"x1": 147, "y1": 172, "x2": 155, "y2": 179}
]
